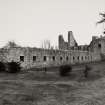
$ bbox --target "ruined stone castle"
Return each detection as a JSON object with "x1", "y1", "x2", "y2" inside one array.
[{"x1": 0, "y1": 31, "x2": 105, "y2": 69}]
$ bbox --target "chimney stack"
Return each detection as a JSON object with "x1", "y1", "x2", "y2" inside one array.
[{"x1": 68, "y1": 31, "x2": 73, "y2": 45}]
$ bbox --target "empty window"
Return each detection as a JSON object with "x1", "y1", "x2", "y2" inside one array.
[
  {"x1": 43, "y1": 56, "x2": 47, "y2": 61},
  {"x1": 52, "y1": 56, "x2": 55, "y2": 61},
  {"x1": 85, "y1": 56, "x2": 87, "y2": 60},
  {"x1": 73, "y1": 56, "x2": 75, "y2": 60},
  {"x1": 66, "y1": 56, "x2": 69, "y2": 61},
  {"x1": 20, "y1": 56, "x2": 24, "y2": 62},
  {"x1": 33, "y1": 56, "x2": 36, "y2": 62},
  {"x1": 60, "y1": 56, "x2": 63, "y2": 61},
  {"x1": 98, "y1": 44, "x2": 101, "y2": 48},
  {"x1": 77, "y1": 56, "x2": 79, "y2": 60}
]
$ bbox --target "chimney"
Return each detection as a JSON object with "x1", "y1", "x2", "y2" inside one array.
[
  {"x1": 58, "y1": 35, "x2": 64, "y2": 49},
  {"x1": 68, "y1": 31, "x2": 73, "y2": 43}
]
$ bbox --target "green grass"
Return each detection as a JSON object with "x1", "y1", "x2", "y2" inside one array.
[{"x1": 0, "y1": 62, "x2": 105, "y2": 104}]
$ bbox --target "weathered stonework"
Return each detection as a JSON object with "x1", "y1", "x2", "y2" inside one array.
[
  {"x1": 58, "y1": 31, "x2": 78, "y2": 50},
  {"x1": 0, "y1": 31, "x2": 104, "y2": 69}
]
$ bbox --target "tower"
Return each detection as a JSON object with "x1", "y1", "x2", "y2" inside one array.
[
  {"x1": 68, "y1": 31, "x2": 78, "y2": 47},
  {"x1": 58, "y1": 35, "x2": 64, "y2": 49}
]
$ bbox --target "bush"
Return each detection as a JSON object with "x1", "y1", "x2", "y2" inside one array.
[
  {"x1": 7, "y1": 61, "x2": 21, "y2": 73},
  {"x1": 0, "y1": 61, "x2": 5, "y2": 72},
  {"x1": 59, "y1": 65, "x2": 72, "y2": 76},
  {"x1": 84, "y1": 65, "x2": 91, "y2": 78}
]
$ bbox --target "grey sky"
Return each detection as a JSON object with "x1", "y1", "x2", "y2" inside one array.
[{"x1": 0, "y1": 0, "x2": 105, "y2": 48}]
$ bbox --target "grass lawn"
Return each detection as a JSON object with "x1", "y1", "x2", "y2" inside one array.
[{"x1": 0, "y1": 62, "x2": 105, "y2": 105}]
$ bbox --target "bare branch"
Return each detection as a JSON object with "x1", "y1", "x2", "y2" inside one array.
[
  {"x1": 97, "y1": 19, "x2": 105, "y2": 24},
  {"x1": 99, "y1": 13, "x2": 105, "y2": 18}
]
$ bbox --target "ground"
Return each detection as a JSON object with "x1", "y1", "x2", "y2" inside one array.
[{"x1": 0, "y1": 62, "x2": 105, "y2": 105}]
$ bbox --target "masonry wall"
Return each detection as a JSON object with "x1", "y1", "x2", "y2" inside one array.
[
  {"x1": 68, "y1": 31, "x2": 77, "y2": 47},
  {"x1": 58, "y1": 35, "x2": 69, "y2": 50},
  {"x1": 89, "y1": 37, "x2": 105, "y2": 61},
  {"x1": 0, "y1": 47, "x2": 101, "y2": 70},
  {"x1": 58, "y1": 31, "x2": 78, "y2": 50}
]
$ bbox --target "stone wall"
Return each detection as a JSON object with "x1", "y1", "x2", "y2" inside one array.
[
  {"x1": 58, "y1": 35, "x2": 68, "y2": 50},
  {"x1": 0, "y1": 32, "x2": 104, "y2": 69},
  {"x1": 0, "y1": 47, "x2": 100, "y2": 69},
  {"x1": 89, "y1": 36, "x2": 105, "y2": 61}
]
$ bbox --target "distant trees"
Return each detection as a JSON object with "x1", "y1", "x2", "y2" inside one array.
[
  {"x1": 4, "y1": 41, "x2": 20, "y2": 49},
  {"x1": 41, "y1": 40, "x2": 58, "y2": 50},
  {"x1": 41, "y1": 40, "x2": 51, "y2": 49}
]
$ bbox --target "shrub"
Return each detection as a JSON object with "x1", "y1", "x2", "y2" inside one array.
[
  {"x1": 0, "y1": 61, "x2": 5, "y2": 72},
  {"x1": 7, "y1": 61, "x2": 21, "y2": 73},
  {"x1": 84, "y1": 65, "x2": 91, "y2": 78},
  {"x1": 59, "y1": 65, "x2": 72, "y2": 76}
]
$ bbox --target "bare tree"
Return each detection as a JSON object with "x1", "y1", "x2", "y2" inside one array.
[
  {"x1": 97, "y1": 12, "x2": 105, "y2": 34},
  {"x1": 4, "y1": 41, "x2": 20, "y2": 49},
  {"x1": 41, "y1": 40, "x2": 52, "y2": 49},
  {"x1": 54, "y1": 45, "x2": 58, "y2": 50},
  {"x1": 97, "y1": 13, "x2": 105, "y2": 24}
]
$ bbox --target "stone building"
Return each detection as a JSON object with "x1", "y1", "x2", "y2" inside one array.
[
  {"x1": 0, "y1": 31, "x2": 104, "y2": 69},
  {"x1": 58, "y1": 31, "x2": 78, "y2": 50}
]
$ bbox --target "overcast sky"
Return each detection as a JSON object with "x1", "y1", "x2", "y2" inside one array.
[{"x1": 0, "y1": 0, "x2": 105, "y2": 48}]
